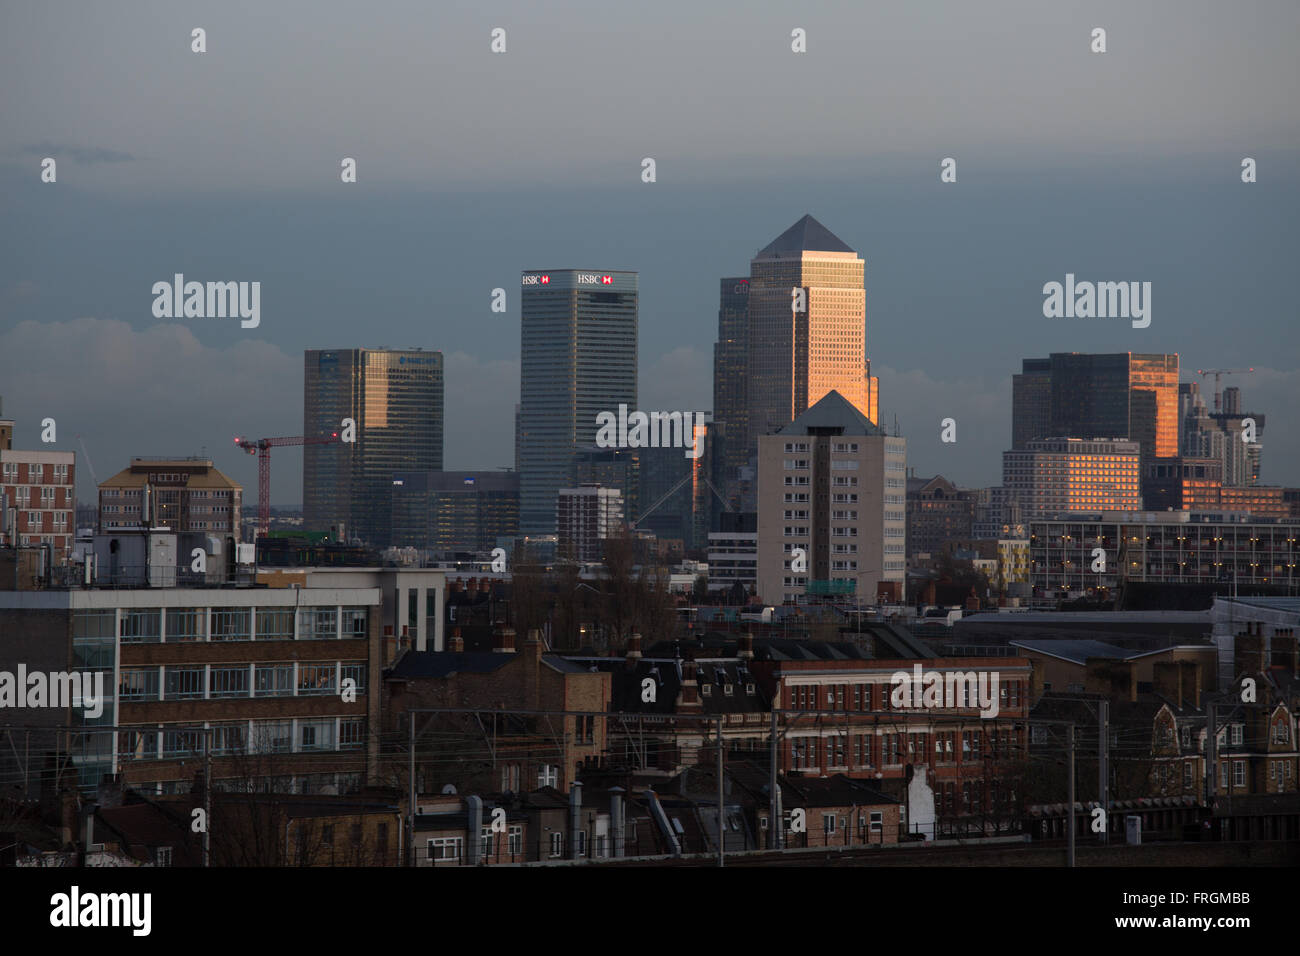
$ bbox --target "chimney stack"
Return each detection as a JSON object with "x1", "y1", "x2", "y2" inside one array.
[
  {"x1": 449, "y1": 628, "x2": 464, "y2": 653},
  {"x1": 625, "y1": 632, "x2": 642, "y2": 668},
  {"x1": 493, "y1": 625, "x2": 515, "y2": 654},
  {"x1": 738, "y1": 632, "x2": 754, "y2": 661}
]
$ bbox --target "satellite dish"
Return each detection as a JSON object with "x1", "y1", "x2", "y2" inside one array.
[{"x1": 441, "y1": 784, "x2": 458, "y2": 795}]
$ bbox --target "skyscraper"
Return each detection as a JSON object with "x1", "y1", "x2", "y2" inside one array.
[
  {"x1": 303, "y1": 348, "x2": 444, "y2": 547},
  {"x1": 742, "y1": 215, "x2": 876, "y2": 466},
  {"x1": 1012, "y1": 353, "x2": 1179, "y2": 464},
  {"x1": 518, "y1": 270, "x2": 637, "y2": 533},
  {"x1": 713, "y1": 276, "x2": 750, "y2": 487}
]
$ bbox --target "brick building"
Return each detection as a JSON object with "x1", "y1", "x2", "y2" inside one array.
[{"x1": 0, "y1": 414, "x2": 76, "y2": 562}]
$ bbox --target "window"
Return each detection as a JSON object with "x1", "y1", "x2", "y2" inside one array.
[
  {"x1": 299, "y1": 719, "x2": 335, "y2": 752},
  {"x1": 508, "y1": 825, "x2": 522, "y2": 856},
  {"x1": 481, "y1": 827, "x2": 495, "y2": 860},
  {"x1": 256, "y1": 608, "x2": 295, "y2": 640},
  {"x1": 299, "y1": 607, "x2": 338, "y2": 639},
  {"x1": 209, "y1": 666, "x2": 250, "y2": 698},
  {"x1": 166, "y1": 609, "x2": 203, "y2": 642},
  {"x1": 340, "y1": 718, "x2": 365, "y2": 750},
  {"x1": 209, "y1": 608, "x2": 250, "y2": 641},
  {"x1": 1231, "y1": 724, "x2": 1243, "y2": 746},
  {"x1": 1233, "y1": 761, "x2": 1245, "y2": 788},
  {"x1": 538, "y1": 764, "x2": 558, "y2": 788},
  {"x1": 253, "y1": 720, "x2": 293, "y2": 754},
  {"x1": 163, "y1": 727, "x2": 203, "y2": 757},
  {"x1": 119, "y1": 730, "x2": 158, "y2": 762},
  {"x1": 154, "y1": 846, "x2": 173, "y2": 867},
  {"x1": 342, "y1": 607, "x2": 368, "y2": 637},
  {"x1": 254, "y1": 663, "x2": 293, "y2": 697},
  {"x1": 211, "y1": 723, "x2": 247, "y2": 755},
  {"x1": 298, "y1": 663, "x2": 337, "y2": 696},
  {"x1": 165, "y1": 667, "x2": 205, "y2": 699},
  {"x1": 428, "y1": 837, "x2": 462, "y2": 862},
  {"x1": 120, "y1": 610, "x2": 162, "y2": 643},
  {"x1": 549, "y1": 832, "x2": 563, "y2": 857},
  {"x1": 823, "y1": 813, "x2": 836, "y2": 834},
  {"x1": 119, "y1": 668, "x2": 160, "y2": 701},
  {"x1": 340, "y1": 664, "x2": 366, "y2": 696},
  {"x1": 869, "y1": 811, "x2": 883, "y2": 833}
]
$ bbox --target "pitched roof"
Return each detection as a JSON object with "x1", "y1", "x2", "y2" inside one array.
[
  {"x1": 756, "y1": 215, "x2": 855, "y2": 258},
  {"x1": 777, "y1": 390, "x2": 883, "y2": 436},
  {"x1": 387, "y1": 650, "x2": 513, "y2": 679}
]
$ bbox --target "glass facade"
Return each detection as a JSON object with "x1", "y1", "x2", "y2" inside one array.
[
  {"x1": 390, "y1": 470, "x2": 519, "y2": 554},
  {"x1": 518, "y1": 271, "x2": 637, "y2": 533},
  {"x1": 303, "y1": 348, "x2": 444, "y2": 547}
]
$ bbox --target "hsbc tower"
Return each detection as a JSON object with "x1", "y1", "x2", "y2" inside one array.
[{"x1": 518, "y1": 269, "x2": 638, "y2": 534}]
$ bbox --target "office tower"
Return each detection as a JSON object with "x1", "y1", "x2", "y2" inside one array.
[
  {"x1": 756, "y1": 390, "x2": 905, "y2": 606},
  {"x1": 303, "y1": 348, "x2": 444, "y2": 547},
  {"x1": 1011, "y1": 358, "x2": 1052, "y2": 449},
  {"x1": 98, "y1": 458, "x2": 241, "y2": 535},
  {"x1": 1002, "y1": 438, "x2": 1141, "y2": 517},
  {"x1": 390, "y1": 471, "x2": 520, "y2": 555},
  {"x1": 743, "y1": 216, "x2": 877, "y2": 466},
  {"x1": 518, "y1": 270, "x2": 637, "y2": 534},
  {"x1": 714, "y1": 276, "x2": 750, "y2": 488},
  {"x1": 557, "y1": 484, "x2": 624, "y2": 562},
  {"x1": 1181, "y1": 382, "x2": 1265, "y2": 486},
  {"x1": 0, "y1": 411, "x2": 76, "y2": 561}
]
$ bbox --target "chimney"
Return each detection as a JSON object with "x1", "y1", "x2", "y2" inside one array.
[
  {"x1": 493, "y1": 625, "x2": 515, "y2": 654},
  {"x1": 1270, "y1": 627, "x2": 1298, "y2": 676},
  {"x1": 568, "y1": 782, "x2": 583, "y2": 860},
  {"x1": 625, "y1": 632, "x2": 642, "y2": 668},
  {"x1": 1152, "y1": 661, "x2": 1183, "y2": 709},
  {"x1": 399, "y1": 625, "x2": 410, "y2": 652},
  {"x1": 1085, "y1": 658, "x2": 1136, "y2": 703},
  {"x1": 449, "y1": 628, "x2": 464, "y2": 653},
  {"x1": 609, "y1": 787, "x2": 626, "y2": 858},
  {"x1": 524, "y1": 628, "x2": 544, "y2": 662},
  {"x1": 1179, "y1": 660, "x2": 1202, "y2": 710},
  {"x1": 677, "y1": 651, "x2": 701, "y2": 710},
  {"x1": 1235, "y1": 628, "x2": 1266, "y2": 678},
  {"x1": 738, "y1": 632, "x2": 754, "y2": 661}
]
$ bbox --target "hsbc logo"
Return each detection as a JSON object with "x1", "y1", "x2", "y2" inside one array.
[
  {"x1": 521, "y1": 274, "x2": 550, "y2": 286},
  {"x1": 577, "y1": 273, "x2": 613, "y2": 285}
]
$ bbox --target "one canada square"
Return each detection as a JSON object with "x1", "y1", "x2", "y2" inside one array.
[
  {"x1": 715, "y1": 215, "x2": 878, "y2": 487},
  {"x1": 518, "y1": 270, "x2": 638, "y2": 533}
]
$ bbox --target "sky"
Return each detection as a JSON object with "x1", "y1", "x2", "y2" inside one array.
[{"x1": 1, "y1": 0, "x2": 1297, "y2": 506}]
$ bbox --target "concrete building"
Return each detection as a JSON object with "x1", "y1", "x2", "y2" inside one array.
[
  {"x1": 756, "y1": 390, "x2": 905, "y2": 605},
  {"x1": 1180, "y1": 381, "x2": 1264, "y2": 487},
  {"x1": 303, "y1": 348, "x2": 445, "y2": 548},
  {"x1": 518, "y1": 270, "x2": 637, "y2": 534},
  {"x1": 557, "y1": 484, "x2": 624, "y2": 563},
  {"x1": 0, "y1": 582, "x2": 386, "y2": 797},
  {"x1": 1029, "y1": 510, "x2": 1300, "y2": 598},
  {"x1": 707, "y1": 511, "x2": 757, "y2": 595},
  {"x1": 0, "y1": 413, "x2": 76, "y2": 562},
  {"x1": 1143, "y1": 457, "x2": 1289, "y2": 517},
  {"x1": 1002, "y1": 437, "x2": 1141, "y2": 518},
  {"x1": 97, "y1": 457, "x2": 241, "y2": 537}
]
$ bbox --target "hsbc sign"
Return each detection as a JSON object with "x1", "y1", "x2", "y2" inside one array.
[
  {"x1": 521, "y1": 274, "x2": 549, "y2": 285},
  {"x1": 577, "y1": 273, "x2": 614, "y2": 285}
]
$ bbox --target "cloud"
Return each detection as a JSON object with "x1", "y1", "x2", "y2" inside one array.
[
  {"x1": 17, "y1": 142, "x2": 135, "y2": 165},
  {"x1": 0, "y1": 318, "x2": 297, "y2": 502},
  {"x1": 642, "y1": 346, "x2": 711, "y2": 412}
]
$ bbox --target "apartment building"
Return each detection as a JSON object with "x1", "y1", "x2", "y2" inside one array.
[
  {"x1": 756, "y1": 390, "x2": 905, "y2": 605},
  {"x1": 0, "y1": 414, "x2": 76, "y2": 562}
]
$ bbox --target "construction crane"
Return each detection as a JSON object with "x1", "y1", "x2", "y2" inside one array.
[
  {"x1": 1195, "y1": 368, "x2": 1255, "y2": 414},
  {"x1": 234, "y1": 432, "x2": 341, "y2": 538}
]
